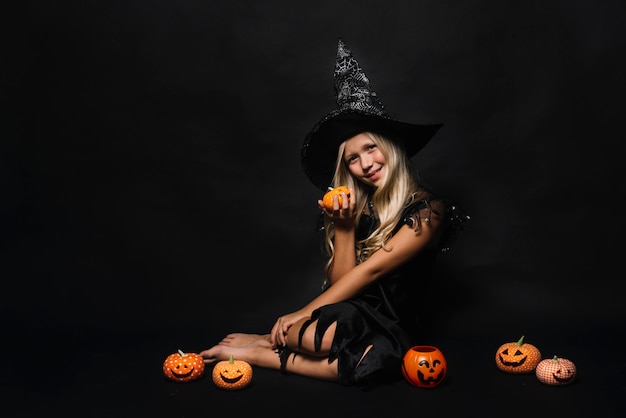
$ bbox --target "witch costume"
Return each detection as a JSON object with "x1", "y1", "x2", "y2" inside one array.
[{"x1": 289, "y1": 39, "x2": 468, "y2": 386}]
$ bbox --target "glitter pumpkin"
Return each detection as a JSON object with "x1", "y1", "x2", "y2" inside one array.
[
  {"x1": 163, "y1": 349, "x2": 205, "y2": 382},
  {"x1": 495, "y1": 335, "x2": 541, "y2": 374},
  {"x1": 212, "y1": 355, "x2": 253, "y2": 390}
]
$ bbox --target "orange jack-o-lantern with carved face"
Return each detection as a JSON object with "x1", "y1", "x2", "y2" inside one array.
[
  {"x1": 536, "y1": 355, "x2": 577, "y2": 385},
  {"x1": 163, "y1": 349, "x2": 205, "y2": 382},
  {"x1": 212, "y1": 355, "x2": 253, "y2": 390},
  {"x1": 495, "y1": 335, "x2": 541, "y2": 374},
  {"x1": 401, "y1": 345, "x2": 447, "y2": 388}
]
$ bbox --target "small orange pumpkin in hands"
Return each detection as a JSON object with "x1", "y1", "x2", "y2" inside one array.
[
  {"x1": 163, "y1": 349, "x2": 205, "y2": 382},
  {"x1": 322, "y1": 186, "x2": 350, "y2": 210},
  {"x1": 495, "y1": 335, "x2": 541, "y2": 374},
  {"x1": 536, "y1": 355, "x2": 577, "y2": 386},
  {"x1": 212, "y1": 355, "x2": 253, "y2": 390}
]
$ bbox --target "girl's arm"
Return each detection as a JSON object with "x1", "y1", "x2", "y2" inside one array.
[
  {"x1": 319, "y1": 187, "x2": 358, "y2": 285},
  {"x1": 308, "y1": 217, "x2": 440, "y2": 309},
  {"x1": 270, "y1": 216, "x2": 441, "y2": 347},
  {"x1": 326, "y1": 222, "x2": 357, "y2": 285}
]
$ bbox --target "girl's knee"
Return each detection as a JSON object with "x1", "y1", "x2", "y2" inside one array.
[
  {"x1": 286, "y1": 318, "x2": 336, "y2": 356},
  {"x1": 285, "y1": 317, "x2": 313, "y2": 349}
]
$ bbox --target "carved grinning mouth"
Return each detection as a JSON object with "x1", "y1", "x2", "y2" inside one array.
[
  {"x1": 553, "y1": 372, "x2": 574, "y2": 383},
  {"x1": 417, "y1": 369, "x2": 445, "y2": 385},
  {"x1": 220, "y1": 373, "x2": 244, "y2": 384},
  {"x1": 499, "y1": 354, "x2": 527, "y2": 367},
  {"x1": 171, "y1": 367, "x2": 195, "y2": 378}
]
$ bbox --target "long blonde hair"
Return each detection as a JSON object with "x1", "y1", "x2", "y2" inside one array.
[{"x1": 322, "y1": 132, "x2": 429, "y2": 277}]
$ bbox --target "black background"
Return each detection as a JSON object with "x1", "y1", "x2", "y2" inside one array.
[{"x1": 2, "y1": 0, "x2": 625, "y2": 416}]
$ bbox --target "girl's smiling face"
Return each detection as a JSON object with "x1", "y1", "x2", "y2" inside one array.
[{"x1": 343, "y1": 133, "x2": 387, "y2": 188}]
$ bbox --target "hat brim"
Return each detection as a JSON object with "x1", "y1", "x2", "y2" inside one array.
[{"x1": 301, "y1": 109, "x2": 443, "y2": 190}]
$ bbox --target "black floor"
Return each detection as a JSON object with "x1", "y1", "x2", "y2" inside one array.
[{"x1": 4, "y1": 317, "x2": 625, "y2": 418}]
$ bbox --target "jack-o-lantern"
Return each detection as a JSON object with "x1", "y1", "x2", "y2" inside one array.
[
  {"x1": 536, "y1": 355, "x2": 577, "y2": 386},
  {"x1": 212, "y1": 355, "x2": 253, "y2": 390},
  {"x1": 495, "y1": 335, "x2": 541, "y2": 374},
  {"x1": 163, "y1": 349, "x2": 205, "y2": 382},
  {"x1": 322, "y1": 186, "x2": 350, "y2": 210},
  {"x1": 401, "y1": 345, "x2": 447, "y2": 388}
]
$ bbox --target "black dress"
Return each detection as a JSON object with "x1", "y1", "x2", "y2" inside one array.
[{"x1": 300, "y1": 196, "x2": 467, "y2": 386}]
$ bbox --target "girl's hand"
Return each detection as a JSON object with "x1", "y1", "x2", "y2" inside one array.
[
  {"x1": 317, "y1": 187, "x2": 357, "y2": 227},
  {"x1": 269, "y1": 310, "x2": 308, "y2": 349}
]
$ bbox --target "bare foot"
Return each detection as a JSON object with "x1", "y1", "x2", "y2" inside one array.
[
  {"x1": 199, "y1": 339, "x2": 275, "y2": 367},
  {"x1": 218, "y1": 333, "x2": 269, "y2": 347}
]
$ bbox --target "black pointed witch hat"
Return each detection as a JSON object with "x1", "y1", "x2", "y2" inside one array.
[{"x1": 301, "y1": 39, "x2": 443, "y2": 191}]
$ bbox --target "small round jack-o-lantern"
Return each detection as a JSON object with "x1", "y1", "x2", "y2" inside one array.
[
  {"x1": 536, "y1": 355, "x2": 577, "y2": 386},
  {"x1": 322, "y1": 186, "x2": 350, "y2": 210},
  {"x1": 401, "y1": 345, "x2": 447, "y2": 388},
  {"x1": 495, "y1": 335, "x2": 541, "y2": 374},
  {"x1": 212, "y1": 355, "x2": 253, "y2": 390},
  {"x1": 163, "y1": 349, "x2": 205, "y2": 382}
]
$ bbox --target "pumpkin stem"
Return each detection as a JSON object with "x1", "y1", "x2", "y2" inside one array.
[
  {"x1": 178, "y1": 349, "x2": 186, "y2": 357},
  {"x1": 229, "y1": 354, "x2": 234, "y2": 364},
  {"x1": 516, "y1": 335, "x2": 525, "y2": 346},
  {"x1": 553, "y1": 355, "x2": 559, "y2": 363}
]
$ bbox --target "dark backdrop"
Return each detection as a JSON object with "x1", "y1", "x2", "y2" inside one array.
[{"x1": 2, "y1": 0, "x2": 625, "y2": 416}]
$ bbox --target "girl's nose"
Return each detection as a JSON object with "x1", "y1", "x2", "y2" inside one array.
[{"x1": 361, "y1": 155, "x2": 373, "y2": 171}]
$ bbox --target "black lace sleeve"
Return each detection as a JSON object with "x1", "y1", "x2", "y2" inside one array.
[
  {"x1": 399, "y1": 197, "x2": 470, "y2": 252},
  {"x1": 439, "y1": 202, "x2": 470, "y2": 251}
]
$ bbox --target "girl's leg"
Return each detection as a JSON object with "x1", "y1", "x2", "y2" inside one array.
[
  {"x1": 218, "y1": 333, "x2": 269, "y2": 346},
  {"x1": 285, "y1": 318, "x2": 336, "y2": 357},
  {"x1": 285, "y1": 317, "x2": 373, "y2": 379},
  {"x1": 199, "y1": 338, "x2": 338, "y2": 382},
  {"x1": 199, "y1": 318, "x2": 340, "y2": 382},
  {"x1": 280, "y1": 317, "x2": 339, "y2": 381}
]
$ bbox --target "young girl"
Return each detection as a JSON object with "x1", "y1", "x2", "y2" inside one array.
[{"x1": 199, "y1": 39, "x2": 467, "y2": 386}]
